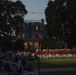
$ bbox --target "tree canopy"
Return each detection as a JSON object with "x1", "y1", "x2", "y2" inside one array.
[
  {"x1": 14, "y1": 38, "x2": 25, "y2": 51},
  {"x1": 0, "y1": 0, "x2": 27, "y2": 49},
  {"x1": 45, "y1": 0, "x2": 76, "y2": 48}
]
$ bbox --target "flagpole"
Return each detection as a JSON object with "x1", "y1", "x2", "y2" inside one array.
[
  {"x1": 37, "y1": 34, "x2": 42, "y2": 75},
  {"x1": 38, "y1": 45, "x2": 41, "y2": 75}
]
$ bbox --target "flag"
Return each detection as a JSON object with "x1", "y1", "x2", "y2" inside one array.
[{"x1": 37, "y1": 34, "x2": 42, "y2": 46}]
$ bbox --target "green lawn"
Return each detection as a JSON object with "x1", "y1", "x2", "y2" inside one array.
[
  {"x1": 31, "y1": 57, "x2": 76, "y2": 68},
  {"x1": 31, "y1": 57, "x2": 76, "y2": 75},
  {"x1": 40, "y1": 57, "x2": 76, "y2": 68}
]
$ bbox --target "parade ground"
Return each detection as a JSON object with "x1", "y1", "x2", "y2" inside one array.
[{"x1": 39, "y1": 57, "x2": 76, "y2": 75}]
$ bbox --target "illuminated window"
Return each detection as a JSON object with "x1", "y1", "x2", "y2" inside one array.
[
  {"x1": 22, "y1": 34, "x2": 25, "y2": 38},
  {"x1": 34, "y1": 42, "x2": 39, "y2": 48},
  {"x1": 24, "y1": 42, "x2": 28, "y2": 48},
  {"x1": 18, "y1": 34, "x2": 20, "y2": 38},
  {"x1": 32, "y1": 34, "x2": 34, "y2": 38},
  {"x1": 29, "y1": 42, "x2": 33, "y2": 47},
  {"x1": 35, "y1": 25, "x2": 39, "y2": 30}
]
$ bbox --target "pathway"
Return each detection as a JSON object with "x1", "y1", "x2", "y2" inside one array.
[{"x1": 35, "y1": 67, "x2": 76, "y2": 73}]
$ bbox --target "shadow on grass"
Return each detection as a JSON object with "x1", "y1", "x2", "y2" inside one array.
[
  {"x1": 40, "y1": 71, "x2": 76, "y2": 75},
  {"x1": 40, "y1": 62, "x2": 76, "y2": 68}
]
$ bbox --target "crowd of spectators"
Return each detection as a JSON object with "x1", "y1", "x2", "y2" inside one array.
[{"x1": 0, "y1": 51, "x2": 38, "y2": 75}]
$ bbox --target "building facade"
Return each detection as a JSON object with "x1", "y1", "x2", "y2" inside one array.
[{"x1": 17, "y1": 19, "x2": 47, "y2": 51}]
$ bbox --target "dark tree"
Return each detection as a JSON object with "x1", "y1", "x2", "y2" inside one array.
[
  {"x1": 14, "y1": 38, "x2": 25, "y2": 51},
  {"x1": 45, "y1": 0, "x2": 76, "y2": 48},
  {"x1": 0, "y1": 0, "x2": 27, "y2": 49}
]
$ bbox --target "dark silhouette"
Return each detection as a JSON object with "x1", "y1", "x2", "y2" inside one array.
[
  {"x1": 0, "y1": 0, "x2": 27, "y2": 50},
  {"x1": 45, "y1": 0, "x2": 76, "y2": 49}
]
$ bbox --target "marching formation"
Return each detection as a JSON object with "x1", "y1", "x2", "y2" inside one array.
[{"x1": 35, "y1": 49, "x2": 76, "y2": 58}]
